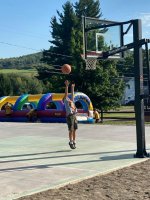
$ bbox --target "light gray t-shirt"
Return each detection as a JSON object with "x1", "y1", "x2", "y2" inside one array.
[{"x1": 64, "y1": 98, "x2": 77, "y2": 116}]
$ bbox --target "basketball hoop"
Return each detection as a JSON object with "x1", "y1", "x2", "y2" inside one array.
[
  {"x1": 85, "y1": 57, "x2": 97, "y2": 70},
  {"x1": 81, "y1": 52, "x2": 103, "y2": 70}
]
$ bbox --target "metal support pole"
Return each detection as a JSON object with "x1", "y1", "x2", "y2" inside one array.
[
  {"x1": 120, "y1": 24, "x2": 124, "y2": 58},
  {"x1": 145, "y1": 42, "x2": 150, "y2": 96},
  {"x1": 133, "y1": 19, "x2": 149, "y2": 157}
]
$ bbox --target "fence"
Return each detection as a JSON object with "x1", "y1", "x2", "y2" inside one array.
[{"x1": 100, "y1": 110, "x2": 135, "y2": 123}]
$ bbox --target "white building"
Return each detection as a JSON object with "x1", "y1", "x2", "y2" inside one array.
[
  {"x1": 122, "y1": 77, "x2": 135, "y2": 105},
  {"x1": 122, "y1": 77, "x2": 149, "y2": 105}
]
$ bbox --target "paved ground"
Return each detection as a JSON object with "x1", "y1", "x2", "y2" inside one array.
[{"x1": 0, "y1": 122, "x2": 150, "y2": 200}]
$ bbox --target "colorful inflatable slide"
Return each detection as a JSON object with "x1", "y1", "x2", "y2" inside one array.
[{"x1": 0, "y1": 92, "x2": 94, "y2": 123}]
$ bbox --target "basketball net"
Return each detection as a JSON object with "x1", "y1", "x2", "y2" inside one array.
[
  {"x1": 85, "y1": 57, "x2": 97, "y2": 70},
  {"x1": 81, "y1": 55, "x2": 97, "y2": 70}
]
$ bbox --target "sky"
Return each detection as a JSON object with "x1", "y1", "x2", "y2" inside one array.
[{"x1": 0, "y1": 0, "x2": 150, "y2": 59}]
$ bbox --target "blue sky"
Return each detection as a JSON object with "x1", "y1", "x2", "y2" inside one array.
[{"x1": 0, "y1": 0, "x2": 150, "y2": 58}]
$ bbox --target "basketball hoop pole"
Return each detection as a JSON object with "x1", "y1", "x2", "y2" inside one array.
[
  {"x1": 82, "y1": 16, "x2": 150, "y2": 157},
  {"x1": 97, "y1": 20, "x2": 149, "y2": 157},
  {"x1": 133, "y1": 19, "x2": 149, "y2": 158},
  {"x1": 101, "y1": 20, "x2": 149, "y2": 157},
  {"x1": 145, "y1": 42, "x2": 150, "y2": 96}
]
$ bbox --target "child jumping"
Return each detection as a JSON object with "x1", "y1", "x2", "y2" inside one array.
[{"x1": 63, "y1": 80, "x2": 78, "y2": 149}]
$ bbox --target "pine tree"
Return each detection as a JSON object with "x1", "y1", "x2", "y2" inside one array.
[
  {"x1": 41, "y1": 1, "x2": 78, "y2": 67},
  {"x1": 72, "y1": 0, "x2": 123, "y2": 109},
  {"x1": 74, "y1": 0, "x2": 101, "y2": 18},
  {"x1": 38, "y1": 0, "x2": 124, "y2": 110}
]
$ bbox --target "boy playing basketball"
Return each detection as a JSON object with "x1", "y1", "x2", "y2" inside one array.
[{"x1": 63, "y1": 80, "x2": 78, "y2": 149}]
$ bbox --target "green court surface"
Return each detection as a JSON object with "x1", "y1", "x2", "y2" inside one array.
[{"x1": 0, "y1": 122, "x2": 149, "y2": 200}]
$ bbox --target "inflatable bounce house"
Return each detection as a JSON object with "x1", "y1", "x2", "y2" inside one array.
[{"x1": 0, "y1": 92, "x2": 94, "y2": 123}]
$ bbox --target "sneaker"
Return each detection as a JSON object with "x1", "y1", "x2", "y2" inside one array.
[
  {"x1": 69, "y1": 142, "x2": 75, "y2": 149},
  {"x1": 73, "y1": 142, "x2": 76, "y2": 149}
]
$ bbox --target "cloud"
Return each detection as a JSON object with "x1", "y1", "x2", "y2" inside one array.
[{"x1": 140, "y1": 13, "x2": 150, "y2": 27}]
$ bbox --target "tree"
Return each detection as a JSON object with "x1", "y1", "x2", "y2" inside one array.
[
  {"x1": 86, "y1": 61, "x2": 124, "y2": 110},
  {"x1": 39, "y1": 0, "x2": 102, "y2": 83},
  {"x1": 0, "y1": 52, "x2": 42, "y2": 69},
  {"x1": 0, "y1": 74, "x2": 44, "y2": 96},
  {"x1": 41, "y1": 1, "x2": 78, "y2": 67},
  {"x1": 74, "y1": 0, "x2": 101, "y2": 18},
  {"x1": 0, "y1": 74, "x2": 13, "y2": 96},
  {"x1": 38, "y1": 1, "x2": 83, "y2": 92},
  {"x1": 116, "y1": 51, "x2": 134, "y2": 77},
  {"x1": 38, "y1": 0, "x2": 124, "y2": 110}
]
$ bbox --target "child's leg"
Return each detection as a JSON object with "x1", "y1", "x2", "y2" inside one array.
[
  {"x1": 73, "y1": 130, "x2": 76, "y2": 142},
  {"x1": 69, "y1": 130, "x2": 73, "y2": 142}
]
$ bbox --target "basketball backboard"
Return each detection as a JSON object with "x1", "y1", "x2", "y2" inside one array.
[{"x1": 83, "y1": 16, "x2": 123, "y2": 60}]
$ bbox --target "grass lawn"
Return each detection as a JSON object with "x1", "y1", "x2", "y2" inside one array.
[
  {"x1": 100, "y1": 120, "x2": 150, "y2": 126},
  {"x1": 99, "y1": 106, "x2": 150, "y2": 125},
  {"x1": 103, "y1": 112, "x2": 135, "y2": 118},
  {"x1": 102, "y1": 106, "x2": 135, "y2": 119},
  {"x1": 0, "y1": 69, "x2": 37, "y2": 76}
]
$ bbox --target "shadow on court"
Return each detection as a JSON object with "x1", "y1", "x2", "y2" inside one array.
[{"x1": 0, "y1": 122, "x2": 149, "y2": 200}]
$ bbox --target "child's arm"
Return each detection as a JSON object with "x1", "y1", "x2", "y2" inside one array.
[
  {"x1": 71, "y1": 83, "x2": 75, "y2": 101},
  {"x1": 64, "y1": 80, "x2": 70, "y2": 99}
]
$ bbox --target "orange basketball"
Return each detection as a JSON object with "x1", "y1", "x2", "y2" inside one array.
[{"x1": 61, "y1": 64, "x2": 71, "y2": 74}]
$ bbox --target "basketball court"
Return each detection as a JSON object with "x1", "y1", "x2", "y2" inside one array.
[{"x1": 0, "y1": 122, "x2": 150, "y2": 200}]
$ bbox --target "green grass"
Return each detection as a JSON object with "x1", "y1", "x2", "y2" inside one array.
[
  {"x1": 0, "y1": 69, "x2": 37, "y2": 76},
  {"x1": 100, "y1": 120, "x2": 136, "y2": 125},
  {"x1": 99, "y1": 106, "x2": 150, "y2": 126},
  {"x1": 103, "y1": 106, "x2": 135, "y2": 119},
  {"x1": 99, "y1": 120, "x2": 150, "y2": 126},
  {"x1": 109, "y1": 106, "x2": 134, "y2": 111},
  {"x1": 117, "y1": 106, "x2": 134, "y2": 111},
  {"x1": 103, "y1": 112, "x2": 135, "y2": 118}
]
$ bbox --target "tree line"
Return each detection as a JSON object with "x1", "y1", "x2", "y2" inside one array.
[
  {"x1": 0, "y1": 73, "x2": 44, "y2": 96},
  {"x1": 0, "y1": 52, "x2": 42, "y2": 69}
]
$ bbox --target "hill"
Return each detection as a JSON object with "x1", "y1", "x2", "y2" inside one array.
[{"x1": 0, "y1": 52, "x2": 43, "y2": 70}]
